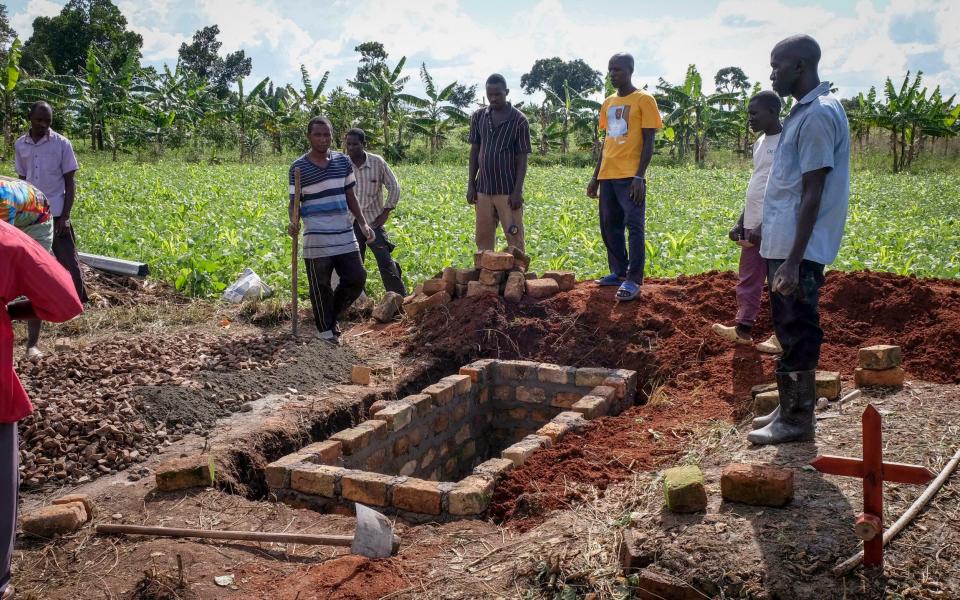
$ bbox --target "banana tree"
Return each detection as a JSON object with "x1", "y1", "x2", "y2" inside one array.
[
  {"x1": 0, "y1": 38, "x2": 24, "y2": 156},
  {"x1": 132, "y1": 65, "x2": 212, "y2": 153},
  {"x1": 348, "y1": 57, "x2": 409, "y2": 151},
  {"x1": 258, "y1": 87, "x2": 299, "y2": 154},
  {"x1": 230, "y1": 76, "x2": 270, "y2": 160},
  {"x1": 288, "y1": 65, "x2": 329, "y2": 117},
  {"x1": 73, "y1": 47, "x2": 138, "y2": 152},
  {"x1": 656, "y1": 65, "x2": 739, "y2": 164},
  {"x1": 404, "y1": 63, "x2": 468, "y2": 155}
]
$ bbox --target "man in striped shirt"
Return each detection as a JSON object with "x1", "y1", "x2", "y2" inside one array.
[
  {"x1": 467, "y1": 74, "x2": 532, "y2": 252},
  {"x1": 288, "y1": 117, "x2": 375, "y2": 343},
  {"x1": 344, "y1": 128, "x2": 407, "y2": 296}
]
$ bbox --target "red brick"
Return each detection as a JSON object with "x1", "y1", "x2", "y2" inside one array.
[
  {"x1": 516, "y1": 385, "x2": 547, "y2": 404},
  {"x1": 721, "y1": 463, "x2": 794, "y2": 507},
  {"x1": 341, "y1": 471, "x2": 393, "y2": 506},
  {"x1": 633, "y1": 568, "x2": 705, "y2": 600},
  {"x1": 299, "y1": 440, "x2": 342, "y2": 465},
  {"x1": 52, "y1": 494, "x2": 96, "y2": 520},
  {"x1": 479, "y1": 251, "x2": 514, "y2": 270},
  {"x1": 20, "y1": 504, "x2": 87, "y2": 537},
  {"x1": 448, "y1": 475, "x2": 494, "y2": 515},
  {"x1": 424, "y1": 380, "x2": 457, "y2": 405},
  {"x1": 526, "y1": 278, "x2": 559, "y2": 299},
  {"x1": 466, "y1": 280, "x2": 499, "y2": 297},
  {"x1": 854, "y1": 367, "x2": 905, "y2": 387},
  {"x1": 392, "y1": 478, "x2": 441, "y2": 515},
  {"x1": 541, "y1": 270, "x2": 575, "y2": 291},
  {"x1": 155, "y1": 455, "x2": 214, "y2": 491},
  {"x1": 858, "y1": 345, "x2": 902, "y2": 370},
  {"x1": 479, "y1": 268, "x2": 505, "y2": 286},
  {"x1": 351, "y1": 365, "x2": 372, "y2": 385},
  {"x1": 290, "y1": 464, "x2": 342, "y2": 497}
]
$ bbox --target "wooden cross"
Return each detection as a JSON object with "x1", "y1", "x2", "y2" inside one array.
[{"x1": 810, "y1": 404, "x2": 933, "y2": 568}]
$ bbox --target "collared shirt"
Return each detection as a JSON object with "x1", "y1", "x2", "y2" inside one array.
[
  {"x1": 288, "y1": 152, "x2": 359, "y2": 259},
  {"x1": 743, "y1": 132, "x2": 780, "y2": 229},
  {"x1": 1, "y1": 220, "x2": 84, "y2": 423},
  {"x1": 14, "y1": 129, "x2": 80, "y2": 217},
  {"x1": 761, "y1": 82, "x2": 850, "y2": 264},
  {"x1": 351, "y1": 151, "x2": 401, "y2": 224},
  {"x1": 468, "y1": 104, "x2": 532, "y2": 195}
]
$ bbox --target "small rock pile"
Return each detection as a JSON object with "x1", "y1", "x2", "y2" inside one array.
[{"x1": 373, "y1": 247, "x2": 575, "y2": 322}]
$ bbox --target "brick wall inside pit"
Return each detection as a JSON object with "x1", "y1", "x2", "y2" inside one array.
[{"x1": 328, "y1": 359, "x2": 638, "y2": 483}]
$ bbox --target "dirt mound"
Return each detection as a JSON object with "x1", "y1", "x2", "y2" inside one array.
[
  {"x1": 402, "y1": 270, "x2": 960, "y2": 526},
  {"x1": 240, "y1": 555, "x2": 407, "y2": 600}
]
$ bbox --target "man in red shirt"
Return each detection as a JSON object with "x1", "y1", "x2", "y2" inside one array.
[{"x1": 1, "y1": 220, "x2": 83, "y2": 599}]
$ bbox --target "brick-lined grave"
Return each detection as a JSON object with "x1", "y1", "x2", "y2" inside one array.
[{"x1": 266, "y1": 359, "x2": 637, "y2": 521}]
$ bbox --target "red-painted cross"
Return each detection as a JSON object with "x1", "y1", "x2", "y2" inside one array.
[{"x1": 810, "y1": 404, "x2": 933, "y2": 568}]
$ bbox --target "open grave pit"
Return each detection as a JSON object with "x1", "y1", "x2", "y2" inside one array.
[{"x1": 266, "y1": 359, "x2": 638, "y2": 522}]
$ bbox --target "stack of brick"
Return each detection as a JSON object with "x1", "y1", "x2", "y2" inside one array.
[
  {"x1": 855, "y1": 345, "x2": 905, "y2": 387},
  {"x1": 402, "y1": 247, "x2": 576, "y2": 317}
]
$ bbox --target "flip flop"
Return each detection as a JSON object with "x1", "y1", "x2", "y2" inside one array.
[
  {"x1": 615, "y1": 280, "x2": 641, "y2": 302},
  {"x1": 595, "y1": 274, "x2": 625, "y2": 286}
]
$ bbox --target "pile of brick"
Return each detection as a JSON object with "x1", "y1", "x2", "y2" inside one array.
[
  {"x1": 19, "y1": 493, "x2": 96, "y2": 538},
  {"x1": 396, "y1": 246, "x2": 576, "y2": 319},
  {"x1": 855, "y1": 344, "x2": 905, "y2": 388}
]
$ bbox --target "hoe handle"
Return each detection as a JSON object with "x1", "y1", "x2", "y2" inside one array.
[
  {"x1": 96, "y1": 523, "x2": 353, "y2": 547},
  {"x1": 291, "y1": 167, "x2": 301, "y2": 336}
]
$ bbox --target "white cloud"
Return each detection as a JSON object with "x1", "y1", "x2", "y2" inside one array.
[{"x1": 10, "y1": 0, "x2": 61, "y2": 39}]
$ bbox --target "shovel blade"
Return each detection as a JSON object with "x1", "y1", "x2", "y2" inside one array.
[{"x1": 351, "y1": 504, "x2": 396, "y2": 558}]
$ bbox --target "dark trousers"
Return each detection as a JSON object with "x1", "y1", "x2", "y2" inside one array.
[
  {"x1": 304, "y1": 252, "x2": 367, "y2": 333},
  {"x1": 767, "y1": 259, "x2": 825, "y2": 373},
  {"x1": 599, "y1": 179, "x2": 646, "y2": 284},
  {"x1": 52, "y1": 218, "x2": 89, "y2": 304},
  {"x1": 0, "y1": 423, "x2": 17, "y2": 595},
  {"x1": 353, "y1": 222, "x2": 407, "y2": 296}
]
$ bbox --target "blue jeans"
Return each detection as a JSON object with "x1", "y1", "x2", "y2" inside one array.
[
  {"x1": 599, "y1": 179, "x2": 646, "y2": 284},
  {"x1": 767, "y1": 259, "x2": 825, "y2": 372}
]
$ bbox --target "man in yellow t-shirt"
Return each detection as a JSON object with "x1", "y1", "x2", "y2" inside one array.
[{"x1": 586, "y1": 53, "x2": 663, "y2": 301}]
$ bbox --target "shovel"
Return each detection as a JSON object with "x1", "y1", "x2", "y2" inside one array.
[
  {"x1": 290, "y1": 167, "x2": 302, "y2": 336},
  {"x1": 96, "y1": 503, "x2": 399, "y2": 559}
]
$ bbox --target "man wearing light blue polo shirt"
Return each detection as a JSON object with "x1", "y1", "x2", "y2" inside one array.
[{"x1": 748, "y1": 34, "x2": 850, "y2": 446}]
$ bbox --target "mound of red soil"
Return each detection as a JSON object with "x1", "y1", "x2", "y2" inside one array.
[
  {"x1": 404, "y1": 270, "x2": 960, "y2": 526},
  {"x1": 241, "y1": 555, "x2": 407, "y2": 600}
]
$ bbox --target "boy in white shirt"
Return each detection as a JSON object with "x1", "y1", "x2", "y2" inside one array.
[{"x1": 713, "y1": 91, "x2": 783, "y2": 352}]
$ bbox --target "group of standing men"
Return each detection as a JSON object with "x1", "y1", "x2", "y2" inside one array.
[{"x1": 286, "y1": 33, "x2": 851, "y2": 448}]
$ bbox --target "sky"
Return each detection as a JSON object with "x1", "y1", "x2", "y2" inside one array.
[{"x1": 6, "y1": 0, "x2": 958, "y2": 103}]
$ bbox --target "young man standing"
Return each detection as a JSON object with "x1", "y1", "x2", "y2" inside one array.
[
  {"x1": 2, "y1": 220, "x2": 84, "y2": 600},
  {"x1": 14, "y1": 101, "x2": 86, "y2": 359},
  {"x1": 288, "y1": 117, "x2": 375, "y2": 344},
  {"x1": 748, "y1": 35, "x2": 850, "y2": 445},
  {"x1": 467, "y1": 74, "x2": 532, "y2": 252},
  {"x1": 712, "y1": 91, "x2": 783, "y2": 354},
  {"x1": 343, "y1": 128, "x2": 407, "y2": 296},
  {"x1": 587, "y1": 54, "x2": 663, "y2": 302}
]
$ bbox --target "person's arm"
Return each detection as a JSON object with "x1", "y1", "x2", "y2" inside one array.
[
  {"x1": 375, "y1": 159, "x2": 401, "y2": 228},
  {"x1": 4, "y1": 234, "x2": 83, "y2": 322},
  {"x1": 57, "y1": 170, "x2": 77, "y2": 235},
  {"x1": 628, "y1": 128, "x2": 656, "y2": 204},
  {"x1": 287, "y1": 167, "x2": 300, "y2": 237},
  {"x1": 467, "y1": 113, "x2": 480, "y2": 204},
  {"x1": 14, "y1": 142, "x2": 26, "y2": 179},
  {"x1": 346, "y1": 186, "x2": 375, "y2": 242}
]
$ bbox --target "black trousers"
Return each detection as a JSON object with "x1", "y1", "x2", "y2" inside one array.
[
  {"x1": 766, "y1": 259, "x2": 825, "y2": 373},
  {"x1": 353, "y1": 222, "x2": 407, "y2": 296},
  {"x1": 598, "y1": 179, "x2": 646, "y2": 284},
  {"x1": 303, "y1": 252, "x2": 366, "y2": 333},
  {"x1": 52, "y1": 218, "x2": 89, "y2": 303}
]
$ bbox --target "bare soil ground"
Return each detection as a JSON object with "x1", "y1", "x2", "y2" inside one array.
[{"x1": 8, "y1": 269, "x2": 960, "y2": 599}]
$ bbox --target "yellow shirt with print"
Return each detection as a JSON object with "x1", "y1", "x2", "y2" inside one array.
[{"x1": 598, "y1": 90, "x2": 663, "y2": 180}]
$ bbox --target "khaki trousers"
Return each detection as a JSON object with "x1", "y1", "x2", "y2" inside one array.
[{"x1": 474, "y1": 193, "x2": 525, "y2": 252}]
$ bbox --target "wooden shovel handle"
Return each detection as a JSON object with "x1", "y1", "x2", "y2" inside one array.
[
  {"x1": 291, "y1": 167, "x2": 301, "y2": 335},
  {"x1": 96, "y1": 523, "x2": 353, "y2": 547}
]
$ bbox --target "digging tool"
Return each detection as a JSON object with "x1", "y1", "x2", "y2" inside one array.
[
  {"x1": 96, "y1": 504, "x2": 399, "y2": 558},
  {"x1": 290, "y1": 167, "x2": 302, "y2": 336}
]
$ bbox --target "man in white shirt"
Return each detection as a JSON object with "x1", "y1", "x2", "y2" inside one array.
[{"x1": 712, "y1": 91, "x2": 782, "y2": 351}]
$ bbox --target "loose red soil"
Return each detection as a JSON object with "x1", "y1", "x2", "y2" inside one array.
[
  {"x1": 404, "y1": 270, "x2": 960, "y2": 527},
  {"x1": 238, "y1": 555, "x2": 407, "y2": 600}
]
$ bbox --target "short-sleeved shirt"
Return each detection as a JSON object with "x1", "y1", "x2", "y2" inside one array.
[
  {"x1": 351, "y1": 152, "x2": 401, "y2": 225},
  {"x1": 761, "y1": 82, "x2": 850, "y2": 264},
  {"x1": 14, "y1": 129, "x2": 80, "y2": 217},
  {"x1": 468, "y1": 104, "x2": 532, "y2": 195},
  {"x1": 598, "y1": 90, "x2": 663, "y2": 180},
  {"x1": 1, "y1": 220, "x2": 83, "y2": 423},
  {"x1": 743, "y1": 132, "x2": 780, "y2": 229},
  {"x1": 289, "y1": 152, "x2": 359, "y2": 259}
]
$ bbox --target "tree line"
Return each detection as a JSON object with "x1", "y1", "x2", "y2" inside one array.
[{"x1": 1, "y1": 0, "x2": 957, "y2": 171}]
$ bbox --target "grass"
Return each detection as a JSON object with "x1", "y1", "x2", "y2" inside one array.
[{"x1": 21, "y1": 155, "x2": 960, "y2": 298}]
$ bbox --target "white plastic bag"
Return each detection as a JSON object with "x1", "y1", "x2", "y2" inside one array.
[{"x1": 222, "y1": 268, "x2": 273, "y2": 303}]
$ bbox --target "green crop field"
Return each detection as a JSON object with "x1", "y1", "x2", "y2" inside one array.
[{"x1": 50, "y1": 159, "x2": 960, "y2": 298}]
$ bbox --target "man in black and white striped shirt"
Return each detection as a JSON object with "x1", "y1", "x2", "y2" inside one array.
[
  {"x1": 467, "y1": 74, "x2": 532, "y2": 252},
  {"x1": 344, "y1": 128, "x2": 407, "y2": 296}
]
